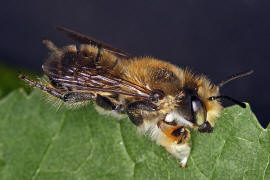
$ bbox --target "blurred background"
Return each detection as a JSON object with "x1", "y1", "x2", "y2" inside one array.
[{"x1": 0, "y1": 0, "x2": 269, "y2": 127}]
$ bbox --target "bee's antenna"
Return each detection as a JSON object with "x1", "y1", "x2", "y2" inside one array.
[
  {"x1": 208, "y1": 95, "x2": 246, "y2": 108},
  {"x1": 218, "y1": 69, "x2": 254, "y2": 87}
]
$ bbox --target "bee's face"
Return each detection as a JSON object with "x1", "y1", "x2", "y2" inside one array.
[
  {"x1": 176, "y1": 88, "x2": 212, "y2": 132},
  {"x1": 164, "y1": 87, "x2": 218, "y2": 133}
]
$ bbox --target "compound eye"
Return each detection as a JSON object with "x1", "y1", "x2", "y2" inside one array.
[
  {"x1": 191, "y1": 97, "x2": 206, "y2": 126},
  {"x1": 192, "y1": 99, "x2": 202, "y2": 113}
]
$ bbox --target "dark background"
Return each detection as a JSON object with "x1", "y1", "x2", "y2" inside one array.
[{"x1": 1, "y1": 0, "x2": 269, "y2": 127}]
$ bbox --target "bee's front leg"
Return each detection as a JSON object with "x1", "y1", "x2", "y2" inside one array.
[
  {"x1": 157, "y1": 120, "x2": 191, "y2": 168},
  {"x1": 126, "y1": 101, "x2": 158, "y2": 126}
]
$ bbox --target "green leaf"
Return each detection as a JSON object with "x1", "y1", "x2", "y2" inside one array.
[
  {"x1": 0, "y1": 63, "x2": 33, "y2": 99},
  {"x1": 0, "y1": 89, "x2": 268, "y2": 180}
]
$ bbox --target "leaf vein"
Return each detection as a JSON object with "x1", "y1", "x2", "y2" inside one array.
[
  {"x1": 263, "y1": 154, "x2": 270, "y2": 180},
  {"x1": 234, "y1": 136, "x2": 254, "y2": 144},
  {"x1": 190, "y1": 156, "x2": 208, "y2": 180},
  {"x1": 119, "y1": 121, "x2": 136, "y2": 179},
  {"x1": 31, "y1": 113, "x2": 66, "y2": 180},
  {"x1": 209, "y1": 140, "x2": 226, "y2": 180},
  {"x1": 72, "y1": 115, "x2": 95, "y2": 174}
]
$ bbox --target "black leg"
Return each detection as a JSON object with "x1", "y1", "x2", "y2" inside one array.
[
  {"x1": 126, "y1": 101, "x2": 158, "y2": 126},
  {"x1": 19, "y1": 74, "x2": 65, "y2": 99},
  {"x1": 127, "y1": 111, "x2": 143, "y2": 126},
  {"x1": 95, "y1": 94, "x2": 125, "y2": 113},
  {"x1": 96, "y1": 94, "x2": 116, "y2": 110},
  {"x1": 128, "y1": 101, "x2": 158, "y2": 111},
  {"x1": 63, "y1": 92, "x2": 94, "y2": 103},
  {"x1": 18, "y1": 74, "x2": 96, "y2": 104}
]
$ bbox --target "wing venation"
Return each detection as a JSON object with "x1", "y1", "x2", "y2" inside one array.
[{"x1": 43, "y1": 47, "x2": 153, "y2": 100}]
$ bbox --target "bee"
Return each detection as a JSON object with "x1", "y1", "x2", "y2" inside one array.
[{"x1": 19, "y1": 26, "x2": 253, "y2": 168}]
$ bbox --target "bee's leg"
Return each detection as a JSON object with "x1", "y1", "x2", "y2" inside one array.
[
  {"x1": 126, "y1": 111, "x2": 143, "y2": 126},
  {"x1": 18, "y1": 74, "x2": 65, "y2": 99},
  {"x1": 96, "y1": 94, "x2": 116, "y2": 110},
  {"x1": 63, "y1": 92, "x2": 94, "y2": 103},
  {"x1": 95, "y1": 94, "x2": 125, "y2": 113},
  {"x1": 127, "y1": 101, "x2": 158, "y2": 126},
  {"x1": 157, "y1": 120, "x2": 191, "y2": 168}
]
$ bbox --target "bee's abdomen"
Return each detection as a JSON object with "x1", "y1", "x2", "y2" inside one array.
[{"x1": 42, "y1": 44, "x2": 97, "y2": 90}]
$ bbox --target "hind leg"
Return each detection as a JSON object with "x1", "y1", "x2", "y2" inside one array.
[
  {"x1": 19, "y1": 74, "x2": 94, "y2": 103},
  {"x1": 19, "y1": 74, "x2": 65, "y2": 99}
]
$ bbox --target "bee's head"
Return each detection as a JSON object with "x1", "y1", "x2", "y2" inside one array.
[
  {"x1": 174, "y1": 88, "x2": 212, "y2": 132},
  {"x1": 169, "y1": 69, "x2": 253, "y2": 133}
]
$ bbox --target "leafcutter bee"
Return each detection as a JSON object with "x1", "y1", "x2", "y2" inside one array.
[{"x1": 19, "y1": 26, "x2": 253, "y2": 167}]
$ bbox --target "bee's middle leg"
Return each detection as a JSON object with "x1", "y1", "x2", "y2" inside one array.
[
  {"x1": 126, "y1": 101, "x2": 158, "y2": 126},
  {"x1": 95, "y1": 94, "x2": 125, "y2": 113}
]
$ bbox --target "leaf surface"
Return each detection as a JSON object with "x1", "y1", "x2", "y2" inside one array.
[
  {"x1": 0, "y1": 63, "x2": 32, "y2": 98},
  {"x1": 0, "y1": 89, "x2": 268, "y2": 180}
]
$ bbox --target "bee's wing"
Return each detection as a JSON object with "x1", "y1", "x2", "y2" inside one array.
[
  {"x1": 56, "y1": 26, "x2": 133, "y2": 59},
  {"x1": 43, "y1": 47, "x2": 153, "y2": 100}
]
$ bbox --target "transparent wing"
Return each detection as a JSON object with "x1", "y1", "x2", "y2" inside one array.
[{"x1": 42, "y1": 46, "x2": 153, "y2": 100}]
